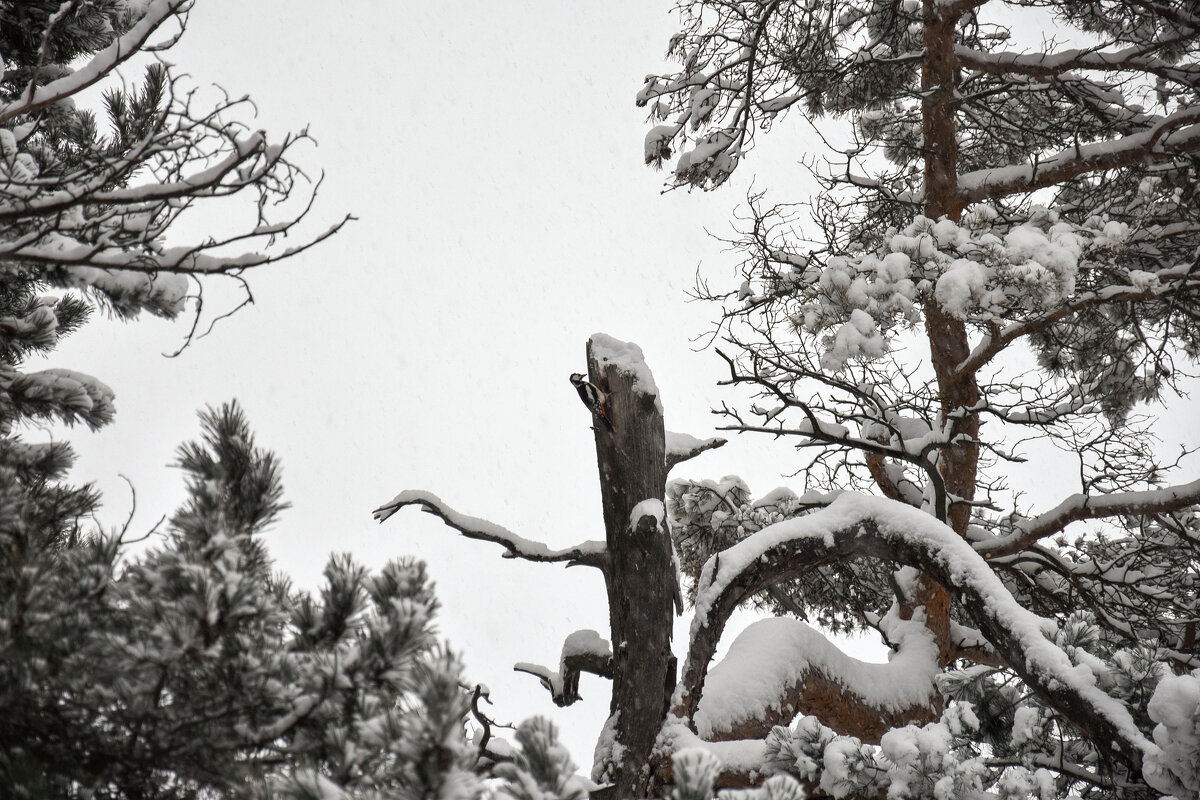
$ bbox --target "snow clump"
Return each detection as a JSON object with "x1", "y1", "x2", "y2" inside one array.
[
  {"x1": 777, "y1": 205, "x2": 1151, "y2": 374},
  {"x1": 1143, "y1": 668, "x2": 1200, "y2": 797}
]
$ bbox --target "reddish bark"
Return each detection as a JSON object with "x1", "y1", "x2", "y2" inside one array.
[{"x1": 707, "y1": 670, "x2": 940, "y2": 744}]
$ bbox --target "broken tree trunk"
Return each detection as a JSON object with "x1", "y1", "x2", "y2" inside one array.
[{"x1": 585, "y1": 334, "x2": 678, "y2": 800}]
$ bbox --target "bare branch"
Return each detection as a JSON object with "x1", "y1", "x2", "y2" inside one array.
[{"x1": 372, "y1": 490, "x2": 606, "y2": 570}]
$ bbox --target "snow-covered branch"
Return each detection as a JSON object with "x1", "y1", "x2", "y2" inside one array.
[
  {"x1": 957, "y1": 105, "x2": 1200, "y2": 204},
  {"x1": 513, "y1": 629, "x2": 614, "y2": 707},
  {"x1": 954, "y1": 42, "x2": 1200, "y2": 85},
  {"x1": 665, "y1": 431, "x2": 727, "y2": 470},
  {"x1": 978, "y1": 477, "x2": 1200, "y2": 558},
  {"x1": 0, "y1": 0, "x2": 189, "y2": 125},
  {"x1": 372, "y1": 490, "x2": 606, "y2": 569}
]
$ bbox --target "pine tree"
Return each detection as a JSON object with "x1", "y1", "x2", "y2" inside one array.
[
  {"x1": 0, "y1": 0, "x2": 348, "y2": 326},
  {"x1": 0, "y1": 0, "x2": 345, "y2": 548},
  {"x1": 0, "y1": 3, "x2": 467, "y2": 797},
  {"x1": 381, "y1": 3, "x2": 1200, "y2": 799},
  {"x1": 637, "y1": 0, "x2": 1200, "y2": 797},
  {"x1": 1, "y1": 402, "x2": 490, "y2": 799}
]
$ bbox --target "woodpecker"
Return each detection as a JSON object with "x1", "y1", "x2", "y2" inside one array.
[{"x1": 569, "y1": 373, "x2": 614, "y2": 432}]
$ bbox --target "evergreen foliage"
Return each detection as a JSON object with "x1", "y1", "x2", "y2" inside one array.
[
  {"x1": 0, "y1": 3, "x2": 505, "y2": 797},
  {"x1": 0, "y1": 402, "x2": 488, "y2": 799},
  {"x1": 494, "y1": 718, "x2": 593, "y2": 800},
  {"x1": 638, "y1": 1, "x2": 1200, "y2": 797}
]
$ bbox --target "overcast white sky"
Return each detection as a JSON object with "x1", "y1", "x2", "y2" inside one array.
[
  {"x1": 45, "y1": 0, "x2": 819, "y2": 762},
  {"x1": 43, "y1": 0, "x2": 1199, "y2": 767}
]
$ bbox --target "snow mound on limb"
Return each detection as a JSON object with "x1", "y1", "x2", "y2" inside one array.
[
  {"x1": 630, "y1": 498, "x2": 666, "y2": 532},
  {"x1": 666, "y1": 431, "x2": 712, "y2": 456},
  {"x1": 666, "y1": 430, "x2": 726, "y2": 466},
  {"x1": 694, "y1": 609, "x2": 939, "y2": 739},
  {"x1": 562, "y1": 629, "x2": 612, "y2": 661}
]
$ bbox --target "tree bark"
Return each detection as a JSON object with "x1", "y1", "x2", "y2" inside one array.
[
  {"x1": 586, "y1": 336, "x2": 677, "y2": 800},
  {"x1": 917, "y1": 0, "x2": 978, "y2": 668}
]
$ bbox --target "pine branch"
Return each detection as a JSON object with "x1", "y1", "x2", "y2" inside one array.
[{"x1": 0, "y1": 0, "x2": 189, "y2": 125}]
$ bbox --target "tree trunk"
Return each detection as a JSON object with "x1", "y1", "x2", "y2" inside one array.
[
  {"x1": 917, "y1": 0, "x2": 977, "y2": 667},
  {"x1": 585, "y1": 336, "x2": 677, "y2": 800}
]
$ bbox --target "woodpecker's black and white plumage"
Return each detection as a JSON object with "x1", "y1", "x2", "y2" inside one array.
[{"x1": 569, "y1": 373, "x2": 614, "y2": 432}]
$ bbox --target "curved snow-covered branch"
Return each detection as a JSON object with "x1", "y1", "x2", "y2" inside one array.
[
  {"x1": 865, "y1": 451, "x2": 924, "y2": 507},
  {"x1": 372, "y1": 490, "x2": 606, "y2": 570},
  {"x1": 675, "y1": 494, "x2": 1153, "y2": 773},
  {"x1": 977, "y1": 477, "x2": 1200, "y2": 558}
]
